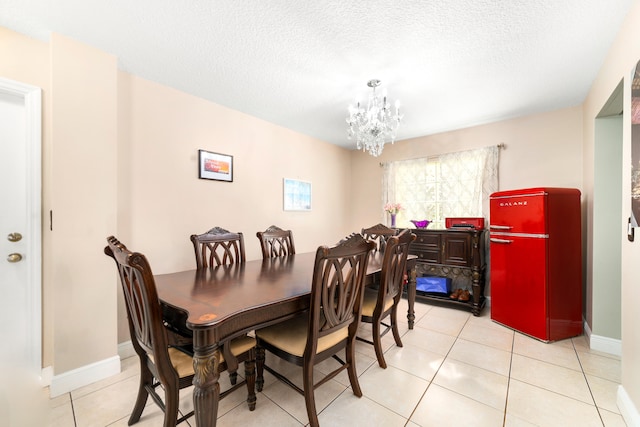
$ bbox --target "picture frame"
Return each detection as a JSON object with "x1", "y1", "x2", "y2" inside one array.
[
  {"x1": 198, "y1": 150, "x2": 233, "y2": 182},
  {"x1": 283, "y1": 178, "x2": 312, "y2": 211}
]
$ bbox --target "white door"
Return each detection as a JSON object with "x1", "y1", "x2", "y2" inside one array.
[{"x1": 0, "y1": 78, "x2": 41, "y2": 377}]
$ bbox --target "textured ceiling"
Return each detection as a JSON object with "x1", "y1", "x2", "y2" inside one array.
[{"x1": 0, "y1": 1, "x2": 635, "y2": 149}]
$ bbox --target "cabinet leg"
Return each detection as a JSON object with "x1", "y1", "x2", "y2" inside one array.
[
  {"x1": 471, "y1": 271, "x2": 483, "y2": 316},
  {"x1": 406, "y1": 261, "x2": 417, "y2": 329}
]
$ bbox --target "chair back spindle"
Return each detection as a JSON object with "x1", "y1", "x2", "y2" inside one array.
[
  {"x1": 191, "y1": 226, "x2": 246, "y2": 268},
  {"x1": 256, "y1": 225, "x2": 295, "y2": 258}
]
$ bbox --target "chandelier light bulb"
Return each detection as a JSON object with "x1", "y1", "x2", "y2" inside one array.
[{"x1": 346, "y1": 79, "x2": 403, "y2": 157}]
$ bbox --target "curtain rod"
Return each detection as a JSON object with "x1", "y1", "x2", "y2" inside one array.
[{"x1": 379, "y1": 143, "x2": 505, "y2": 167}]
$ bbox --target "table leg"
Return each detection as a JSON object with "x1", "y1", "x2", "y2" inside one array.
[
  {"x1": 407, "y1": 260, "x2": 417, "y2": 329},
  {"x1": 192, "y1": 338, "x2": 220, "y2": 427}
]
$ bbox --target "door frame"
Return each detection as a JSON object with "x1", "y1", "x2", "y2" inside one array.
[{"x1": 0, "y1": 77, "x2": 42, "y2": 377}]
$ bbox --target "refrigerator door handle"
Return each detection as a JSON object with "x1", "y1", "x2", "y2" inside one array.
[
  {"x1": 489, "y1": 225, "x2": 512, "y2": 230},
  {"x1": 490, "y1": 238, "x2": 513, "y2": 244}
]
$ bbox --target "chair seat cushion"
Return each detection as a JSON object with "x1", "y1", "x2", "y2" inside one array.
[
  {"x1": 256, "y1": 313, "x2": 348, "y2": 357},
  {"x1": 162, "y1": 335, "x2": 256, "y2": 378},
  {"x1": 167, "y1": 347, "x2": 196, "y2": 378},
  {"x1": 228, "y1": 335, "x2": 257, "y2": 357},
  {"x1": 361, "y1": 289, "x2": 393, "y2": 317}
]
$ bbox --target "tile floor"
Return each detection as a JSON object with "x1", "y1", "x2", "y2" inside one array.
[{"x1": 45, "y1": 301, "x2": 626, "y2": 427}]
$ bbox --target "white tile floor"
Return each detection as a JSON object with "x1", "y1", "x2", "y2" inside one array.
[{"x1": 45, "y1": 301, "x2": 626, "y2": 427}]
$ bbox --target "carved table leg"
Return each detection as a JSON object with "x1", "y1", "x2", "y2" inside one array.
[
  {"x1": 406, "y1": 260, "x2": 417, "y2": 329},
  {"x1": 192, "y1": 338, "x2": 220, "y2": 427}
]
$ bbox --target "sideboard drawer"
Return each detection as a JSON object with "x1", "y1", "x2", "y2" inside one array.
[
  {"x1": 414, "y1": 233, "x2": 440, "y2": 247},
  {"x1": 410, "y1": 246, "x2": 440, "y2": 263}
]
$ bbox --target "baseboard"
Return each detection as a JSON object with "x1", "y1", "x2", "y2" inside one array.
[
  {"x1": 118, "y1": 340, "x2": 135, "y2": 360},
  {"x1": 583, "y1": 320, "x2": 622, "y2": 357},
  {"x1": 590, "y1": 334, "x2": 622, "y2": 357},
  {"x1": 49, "y1": 355, "x2": 121, "y2": 398},
  {"x1": 583, "y1": 318, "x2": 592, "y2": 338},
  {"x1": 618, "y1": 385, "x2": 640, "y2": 427},
  {"x1": 40, "y1": 366, "x2": 53, "y2": 387}
]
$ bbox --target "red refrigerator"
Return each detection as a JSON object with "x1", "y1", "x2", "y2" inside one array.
[{"x1": 489, "y1": 187, "x2": 582, "y2": 342}]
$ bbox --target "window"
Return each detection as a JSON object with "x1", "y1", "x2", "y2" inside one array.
[{"x1": 383, "y1": 146, "x2": 499, "y2": 229}]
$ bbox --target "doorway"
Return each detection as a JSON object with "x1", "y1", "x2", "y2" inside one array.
[
  {"x1": 592, "y1": 79, "x2": 623, "y2": 353},
  {"x1": 0, "y1": 77, "x2": 42, "y2": 376}
]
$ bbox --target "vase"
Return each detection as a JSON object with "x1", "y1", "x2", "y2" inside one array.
[{"x1": 390, "y1": 213, "x2": 396, "y2": 228}]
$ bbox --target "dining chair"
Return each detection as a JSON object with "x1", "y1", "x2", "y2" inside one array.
[
  {"x1": 255, "y1": 234, "x2": 375, "y2": 427},
  {"x1": 361, "y1": 223, "x2": 398, "y2": 252},
  {"x1": 190, "y1": 226, "x2": 247, "y2": 385},
  {"x1": 357, "y1": 229, "x2": 416, "y2": 368},
  {"x1": 190, "y1": 226, "x2": 246, "y2": 267},
  {"x1": 104, "y1": 236, "x2": 257, "y2": 427},
  {"x1": 256, "y1": 225, "x2": 295, "y2": 258}
]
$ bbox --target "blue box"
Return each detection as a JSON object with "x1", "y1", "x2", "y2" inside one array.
[{"x1": 416, "y1": 276, "x2": 451, "y2": 294}]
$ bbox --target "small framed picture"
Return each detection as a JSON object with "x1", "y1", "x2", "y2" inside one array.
[
  {"x1": 198, "y1": 150, "x2": 233, "y2": 182},
  {"x1": 283, "y1": 178, "x2": 312, "y2": 211}
]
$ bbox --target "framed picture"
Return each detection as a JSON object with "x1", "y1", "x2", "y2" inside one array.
[
  {"x1": 198, "y1": 150, "x2": 233, "y2": 182},
  {"x1": 283, "y1": 178, "x2": 312, "y2": 211}
]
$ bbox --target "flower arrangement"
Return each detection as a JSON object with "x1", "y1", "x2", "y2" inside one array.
[{"x1": 384, "y1": 202, "x2": 403, "y2": 215}]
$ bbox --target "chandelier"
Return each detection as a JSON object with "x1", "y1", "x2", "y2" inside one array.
[{"x1": 346, "y1": 79, "x2": 403, "y2": 157}]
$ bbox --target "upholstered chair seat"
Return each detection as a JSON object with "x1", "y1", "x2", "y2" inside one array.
[
  {"x1": 360, "y1": 290, "x2": 394, "y2": 318},
  {"x1": 255, "y1": 314, "x2": 348, "y2": 358}
]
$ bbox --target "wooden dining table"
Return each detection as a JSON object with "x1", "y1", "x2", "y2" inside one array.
[{"x1": 155, "y1": 251, "x2": 417, "y2": 427}]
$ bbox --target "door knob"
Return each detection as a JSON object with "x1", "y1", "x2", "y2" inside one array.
[
  {"x1": 7, "y1": 253, "x2": 23, "y2": 263},
  {"x1": 7, "y1": 233, "x2": 22, "y2": 242}
]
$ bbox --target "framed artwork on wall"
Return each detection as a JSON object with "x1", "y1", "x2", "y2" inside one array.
[
  {"x1": 283, "y1": 178, "x2": 312, "y2": 211},
  {"x1": 198, "y1": 150, "x2": 233, "y2": 182}
]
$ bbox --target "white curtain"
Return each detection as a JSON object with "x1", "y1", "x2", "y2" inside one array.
[{"x1": 382, "y1": 146, "x2": 499, "y2": 228}]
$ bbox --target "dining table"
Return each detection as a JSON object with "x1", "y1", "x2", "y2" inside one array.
[{"x1": 155, "y1": 250, "x2": 417, "y2": 427}]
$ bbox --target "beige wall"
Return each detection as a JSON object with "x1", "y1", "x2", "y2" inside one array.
[
  {"x1": 349, "y1": 106, "x2": 584, "y2": 230},
  {"x1": 2, "y1": 27, "x2": 355, "y2": 384},
  {"x1": 115, "y1": 73, "x2": 353, "y2": 342},
  {"x1": 50, "y1": 33, "x2": 119, "y2": 374},
  {"x1": 118, "y1": 73, "x2": 352, "y2": 271},
  {"x1": 582, "y1": 0, "x2": 640, "y2": 419}
]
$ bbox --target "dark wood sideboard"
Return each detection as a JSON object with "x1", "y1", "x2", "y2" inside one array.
[{"x1": 403, "y1": 228, "x2": 486, "y2": 316}]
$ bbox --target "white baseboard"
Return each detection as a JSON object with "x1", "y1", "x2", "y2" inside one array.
[
  {"x1": 583, "y1": 319, "x2": 592, "y2": 337},
  {"x1": 590, "y1": 334, "x2": 622, "y2": 357},
  {"x1": 40, "y1": 366, "x2": 53, "y2": 387},
  {"x1": 618, "y1": 385, "x2": 640, "y2": 427},
  {"x1": 49, "y1": 356, "x2": 121, "y2": 398},
  {"x1": 583, "y1": 319, "x2": 622, "y2": 357}
]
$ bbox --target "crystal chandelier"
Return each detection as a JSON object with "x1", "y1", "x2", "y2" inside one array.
[{"x1": 346, "y1": 79, "x2": 403, "y2": 157}]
